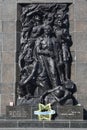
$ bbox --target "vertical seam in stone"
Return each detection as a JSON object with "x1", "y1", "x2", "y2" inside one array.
[
  {"x1": 69, "y1": 120, "x2": 71, "y2": 128},
  {"x1": 17, "y1": 120, "x2": 19, "y2": 128}
]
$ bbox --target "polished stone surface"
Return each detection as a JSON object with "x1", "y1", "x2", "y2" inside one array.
[{"x1": 6, "y1": 105, "x2": 83, "y2": 120}]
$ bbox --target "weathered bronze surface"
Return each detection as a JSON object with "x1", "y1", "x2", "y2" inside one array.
[{"x1": 17, "y1": 3, "x2": 77, "y2": 106}]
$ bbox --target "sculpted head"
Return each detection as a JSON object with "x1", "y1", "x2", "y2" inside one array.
[{"x1": 44, "y1": 25, "x2": 52, "y2": 35}]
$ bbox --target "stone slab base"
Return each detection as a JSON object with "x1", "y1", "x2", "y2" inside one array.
[
  {"x1": 6, "y1": 105, "x2": 83, "y2": 120},
  {"x1": 57, "y1": 105, "x2": 83, "y2": 119}
]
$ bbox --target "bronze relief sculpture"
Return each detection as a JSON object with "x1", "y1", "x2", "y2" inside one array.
[{"x1": 17, "y1": 3, "x2": 77, "y2": 106}]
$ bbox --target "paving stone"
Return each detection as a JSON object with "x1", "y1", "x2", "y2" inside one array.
[
  {"x1": 2, "y1": 0, "x2": 16, "y2": 3},
  {"x1": 0, "y1": 52, "x2": 1, "y2": 63},
  {"x1": 0, "y1": 121, "x2": 17, "y2": 128},
  {"x1": 0, "y1": 64, "x2": 1, "y2": 83},
  {"x1": 77, "y1": 94, "x2": 87, "y2": 107},
  {"x1": 75, "y1": 32, "x2": 87, "y2": 51},
  {"x1": 76, "y1": 63, "x2": 87, "y2": 83},
  {"x1": 0, "y1": 94, "x2": 1, "y2": 115},
  {"x1": 2, "y1": 21, "x2": 16, "y2": 33},
  {"x1": 0, "y1": 21, "x2": 2, "y2": 32},
  {"x1": 18, "y1": 121, "x2": 43, "y2": 128},
  {"x1": 44, "y1": 121, "x2": 69, "y2": 128},
  {"x1": 74, "y1": 1, "x2": 87, "y2": 21},
  {"x1": 0, "y1": 4, "x2": 2, "y2": 20},
  {"x1": 0, "y1": 33, "x2": 3, "y2": 51},
  {"x1": 3, "y1": 33, "x2": 16, "y2": 51},
  {"x1": 1, "y1": 83, "x2": 15, "y2": 94},
  {"x1": 76, "y1": 82, "x2": 87, "y2": 95},
  {"x1": 75, "y1": 21, "x2": 87, "y2": 32},
  {"x1": 70, "y1": 121, "x2": 87, "y2": 128},
  {"x1": 1, "y1": 94, "x2": 15, "y2": 115},
  {"x1": 2, "y1": 3, "x2": 17, "y2": 21},
  {"x1": 2, "y1": 64, "x2": 15, "y2": 83},
  {"x1": 0, "y1": 127, "x2": 68, "y2": 130},
  {"x1": 76, "y1": 51, "x2": 87, "y2": 63},
  {"x1": 70, "y1": 32, "x2": 75, "y2": 51},
  {"x1": 2, "y1": 52, "x2": 15, "y2": 64},
  {"x1": 69, "y1": 21, "x2": 74, "y2": 33}
]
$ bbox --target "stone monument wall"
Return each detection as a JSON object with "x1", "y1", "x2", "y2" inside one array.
[{"x1": 0, "y1": 0, "x2": 87, "y2": 117}]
